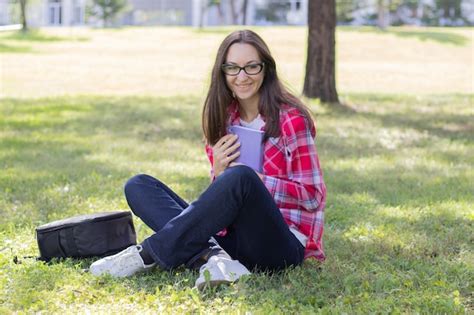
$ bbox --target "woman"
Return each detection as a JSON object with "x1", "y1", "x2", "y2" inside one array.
[{"x1": 90, "y1": 30, "x2": 326, "y2": 290}]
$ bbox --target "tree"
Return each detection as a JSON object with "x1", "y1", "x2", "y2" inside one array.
[
  {"x1": 88, "y1": 0, "x2": 127, "y2": 27},
  {"x1": 229, "y1": 0, "x2": 248, "y2": 25},
  {"x1": 199, "y1": 0, "x2": 224, "y2": 28},
  {"x1": 336, "y1": 0, "x2": 356, "y2": 24},
  {"x1": 303, "y1": 0, "x2": 339, "y2": 103},
  {"x1": 436, "y1": 0, "x2": 463, "y2": 25},
  {"x1": 16, "y1": 0, "x2": 28, "y2": 32},
  {"x1": 241, "y1": 0, "x2": 248, "y2": 25},
  {"x1": 377, "y1": 0, "x2": 390, "y2": 29}
]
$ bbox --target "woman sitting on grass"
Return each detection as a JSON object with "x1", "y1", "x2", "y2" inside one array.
[{"x1": 89, "y1": 29, "x2": 326, "y2": 290}]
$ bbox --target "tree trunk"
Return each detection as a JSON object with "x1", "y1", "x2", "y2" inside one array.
[
  {"x1": 19, "y1": 0, "x2": 28, "y2": 32},
  {"x1": 242, "y1": 0, "x2": 248, "y2": 25},
  {"x1": 216, "y1": 3, "x2": 224, "y2": 25},
  {"x1": 303, "y1": 0, "x2": 339, "y2": 103},
  {"x1": 454, "y1": 0, "x2": 462, "y2": 19},
  {"x1": 230, "y1": 0, "x2": 239, "y2": 24},
  {"x1": 199, "y1": 1, "x2": 205, "y2": 28},
  {"x1": 442, "y1": 0, "x2": 450, "y2": 19},
  {"x1": 377, "y1": 0, "x2": 389, "y2": 29}
]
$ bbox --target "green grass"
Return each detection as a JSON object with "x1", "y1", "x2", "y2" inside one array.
[
  {"x1": 0, "y1": 25, "x2": 472, "y2": 313},
  {"x1": 339, "y1": 26, "x2": 471, "y2": 46},
  {"x1": 1, "y1": 26, "x2": 472, "y2": 97},
  {"x1": 0, "y1": 29, "x2": 89, "y2": 54},
  {"x1": 0, "y1": 42, "x2": 32, "y2": 53},
  {"x1": 0, "y1": 93, "x2": 472, "y2": 313}
]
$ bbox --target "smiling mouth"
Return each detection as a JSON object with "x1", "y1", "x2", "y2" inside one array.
[{"x1": 236, "y1": 84, "x2": 252, "y2": 88}]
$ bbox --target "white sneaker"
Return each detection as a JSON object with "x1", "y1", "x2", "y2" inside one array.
[
  {"x1": 89, "y1": 245, "x2": 156, "y2": 277},
  {"x1": 195, "y1": 256, "x2": 251, "y2": 290}
]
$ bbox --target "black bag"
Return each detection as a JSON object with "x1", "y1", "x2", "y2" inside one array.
[{"x1": 36, "y1": 211, "x2": 137, "y2": 261}]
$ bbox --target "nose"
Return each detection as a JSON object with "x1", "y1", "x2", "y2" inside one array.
[{"x1": 236, "y1": 69, "x2": 249, "y2": 80}]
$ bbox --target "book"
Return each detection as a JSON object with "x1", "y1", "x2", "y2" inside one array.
[{"x1": 228, "y1": 125, "x2": 264, "y2": 172}]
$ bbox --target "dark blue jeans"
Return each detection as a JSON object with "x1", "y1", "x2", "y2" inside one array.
[{"x1": 124, "y1": 165, "x2": 304, "y2": 271}]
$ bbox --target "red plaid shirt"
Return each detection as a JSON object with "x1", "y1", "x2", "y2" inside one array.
[{"x1": 205, "y1": 103, "x2": 326, "y2": 261}]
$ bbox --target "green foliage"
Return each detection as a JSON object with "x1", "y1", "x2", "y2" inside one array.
[
  {"x1": 88, "y1": 0, "x2": 128, "y2": 27},
  {"x1": 435, "y1": 0, "x2": 463, "y2": 19},
  {"x1": 9, "y1": 0, "x2": 30, "y2": 31},
  {"x1": 0, "y1": 93, "x2": 472, "y2": 313},
  {"x1": 340, "y1": 0, "x2": 471, "y2": 26},
  {"x1": 255, "y1": 2, "x2": 288, "y2": 23},
  {"x1": 336, "y1": 0, "x2": 357, "y2": 23}
]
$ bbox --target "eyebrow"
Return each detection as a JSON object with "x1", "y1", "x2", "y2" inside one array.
[{"x1": 224, "y1": 60, "x2": 261, "y2": 65}]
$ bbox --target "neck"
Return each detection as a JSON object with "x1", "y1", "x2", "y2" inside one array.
[{"x1": 238, "y1": 96, "x2": 260, "y2": 123}]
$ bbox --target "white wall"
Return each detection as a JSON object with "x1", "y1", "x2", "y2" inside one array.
[{"x1": 0, "y1": 0, "x2": 11, "y2": 25}]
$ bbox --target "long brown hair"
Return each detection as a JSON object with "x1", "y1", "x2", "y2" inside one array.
[{"x1": 202, "y1": 29, "x2": 313, "y2": 145}]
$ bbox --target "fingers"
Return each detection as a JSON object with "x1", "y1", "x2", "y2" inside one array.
[
  {"x1": 226, "y1": 150, "x2": 240, "y2": 163},
  {"x1": 223, "y1": 140, "x2": 240, "y2": 156},
  {"x1": 215, "y1": 134, "x2": 233, "y2": 147},
  {"x1": 215, "y1": 134, "x2": 238, "y2": 150},
  {"x1": 212, "y1": 134, "x2": 240, "y2": 178}
]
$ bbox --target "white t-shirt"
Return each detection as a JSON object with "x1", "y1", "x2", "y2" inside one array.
[{"x1": 239, "y1": 115, "x2": 307, "y2": 247}]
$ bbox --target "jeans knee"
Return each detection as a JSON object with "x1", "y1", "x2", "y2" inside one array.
[
  {"x1": 222, "y1": 165, "x2": 260, "y2": 185},
  {"x1": 124, "y1": 174, "x2": 146, "y2": 196},
  {"x1": 124, "y1": 174, "x2": 161, "y2": 207}
]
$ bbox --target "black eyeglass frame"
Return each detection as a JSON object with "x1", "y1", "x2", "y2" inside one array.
[{"x1": 221, "y1": 62, "x2": 265, "y2": 76}]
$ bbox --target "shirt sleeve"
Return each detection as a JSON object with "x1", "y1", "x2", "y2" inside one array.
[{"x1": 262, "y1": 115, "x2": 325, "y2": 212}]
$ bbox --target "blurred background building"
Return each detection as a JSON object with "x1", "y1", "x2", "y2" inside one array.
[{"x1": 0, "y1": 0, "x2": 472, "y2": 28}]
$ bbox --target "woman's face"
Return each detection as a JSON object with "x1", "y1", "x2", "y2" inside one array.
[{"x1": 224, "y1": 43, "x2": 265, "y2": 105}]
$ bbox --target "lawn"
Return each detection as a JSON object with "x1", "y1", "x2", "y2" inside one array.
[{"x1": 0, "y1": 26, "x2": 473, "y2": 313}]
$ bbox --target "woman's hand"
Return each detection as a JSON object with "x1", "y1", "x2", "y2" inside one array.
[{"x1": 212, "y1": 134, "x2": 240, "y2": 178}]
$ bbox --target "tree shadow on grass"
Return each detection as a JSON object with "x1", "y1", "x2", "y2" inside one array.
[
  {"x1": 1, "y1": 94, "x2": 472, "y2": 312},
  {"x1": 340, "y1": 26, "x2": 470, "y2": 46},
  {"x1": 357, "y1": 110, "x2": 474, "y2": 143},
  {"x1": 3, "y1": 30, "x2": 89, "y2": 42},
  {"x1": 0, "y1": 30, "x2": 89, "y2": 55},
  {"x1": 325, "y1": 162, "x2": 472, "y2": 208},
  {"x1": 64, "y1": 96, "x2": 203, "y2": 142},
  {"x1": 317, "y1": 155, "x2": 472, "y2": 310},
  {"x1": 0, "y1": 42, "x2": 33, "y2": 53},
  {"x1": 389, "y1": 29, "x2": 469, "y2": 46},
  {"x1": 314, "y1": 94, "x2": 473, "y2": 161},
  {"x1": 2, "y1": 93, "x2": 472, "y2": 224},
  {"x1": 0, "y1": 137, "x2": 131, "y2": 226},
  {"x1": 0, "y1": 95, "x2": 208, "y2": 227},
  {"x1": 319, "y1": 218, "x2": 471, "y2": 312}
]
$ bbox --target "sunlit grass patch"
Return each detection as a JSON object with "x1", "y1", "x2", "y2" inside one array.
[{"x1": 1, "y1": 26, "x2": 472, "y2": 97}]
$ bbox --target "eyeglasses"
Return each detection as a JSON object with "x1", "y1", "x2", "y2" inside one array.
[{"x1": 221, "y1": 63, "x2": 265, "y2": 76}]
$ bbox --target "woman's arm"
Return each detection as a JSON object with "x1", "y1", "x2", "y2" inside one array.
[{"x1": 262, "y1": 114, "x2": 325, "y2": 212}]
